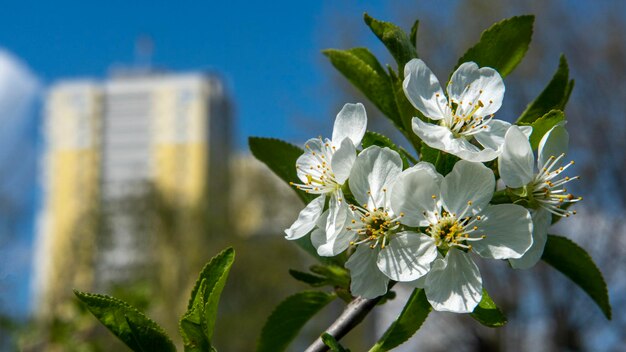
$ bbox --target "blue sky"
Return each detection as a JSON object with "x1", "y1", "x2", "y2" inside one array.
[{"x1": 0, "y1": 1, "x2": 421, "y2": 149}]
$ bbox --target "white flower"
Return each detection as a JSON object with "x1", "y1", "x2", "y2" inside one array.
[
  {"x1": 393, "y1": 160, "x2": 533, "y2": 313},
  {"x1": 284, "y1": 103, "x2": 367, "y2": 241},
  {"x1": 311, "y1": 146, "x2": 437, "y2": 299},
  {"x1": 498, "y1": 124, "x2": 581, "y2": 269},
  {"x1": 403, "y1": 59, "x2": 530, "y2": 162}
]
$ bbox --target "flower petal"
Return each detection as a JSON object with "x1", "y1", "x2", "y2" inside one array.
[
  {"x1": 390, "y1": 166, "x2": 442, "y2": 227},
  {"x1": 447, "y1": 62, "x2": 504, "y2": 118},
  {"x1": 310, "y1": 218, "x2": 327, "y2": 250},
  {"x1": 284, "y1": 195, "x2": 325, "y2": 240},
  {"x1": 403, "y1": 59, "x2": 449, "y2": 120},
  {"x1": 519, "y1": 125, "x2": 533, "y2": 138},
  {"x1": 410, "y1": 161, "x2": 442, "y2": 180},
  {"x1": 349, "y1": 146, "x2": 403, "y2": 209},
  {"x1": 316, "y1": 228, "x2": 356, "y2": 257},
  {"x1": 331, "y1": 138, "x2": 357, "y2": 184},
  {"x1": 510, "y1": 209, "x2": 551, "y2": 269},
  {"x1": 311, "y1": 199, "x2": 357, "y2": 257},
  {"x1": 441, "y1": 160, "x2": 495, "y2": 217},
  {"x1": 345, "y1": 245, "x2": 389, "y2": 299},
  {"x1": 413, "y1": 118, "x2": 499, "y2": 162},
  {"x1": 324, "y1": 191, "x2": 349, "y2": 240},
  {"x1": 424, "y1": 249, "x2": 482, "y2": 313},
  {"x1": 332, "y1": 103, "x2": 367, "y2": 147},
  {"x1": 498, "y1": 125, "x2": 535, "y2": 188},
  {"x1": 471, "y1": 204, "x2": 533, "y2": 259},
  {"x1": 538, "y1": 123, "x2": 569, "y2": 169},
  {"x1": 412, "y1": 117, "x2": 458, "y2": 149},
  {"x1": 406, "y1": 275, "x2": 427, "y2": 289},
  {"x1": 473, "y1": 119, "x2": 510, "y2": 152},
  {"x1": 377, "y1": 232, "x2": 437, "y2": 281},
  {"x1": 296, "y1": 138, "x2": 323, "y2": 183}
]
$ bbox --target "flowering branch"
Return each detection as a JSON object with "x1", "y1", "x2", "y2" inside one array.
[{"x1": 305, "y1": 295, "x2": 383, "y2": 352}]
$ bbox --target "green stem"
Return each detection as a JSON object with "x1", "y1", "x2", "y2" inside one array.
[
  {"x1": 490, "y1": 189, "x2": 513, "y2": 204},
  {"x1": 305, "y1": 282, "x2": 397, "y2": 352},
  {"x1": 434, "y1": 151, "x2": 445, "y2": 173}
]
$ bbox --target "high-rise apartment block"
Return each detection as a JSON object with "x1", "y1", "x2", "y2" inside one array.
[{"x1": 33, "y1": 73, "x2": 232, "y2": 319}]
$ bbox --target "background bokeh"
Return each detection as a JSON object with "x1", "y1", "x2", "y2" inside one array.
[{"x1": 0, "y1": 1, "x2": 624, "y2": 351}]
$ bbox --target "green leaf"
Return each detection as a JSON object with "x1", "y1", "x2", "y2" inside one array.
[
  {"x1": 419, "y1": 142, "x2": 438, "y2": 165},
  {"x1": 257, "y1": 291, "x2": 336, "y2": 352},
  {"x1": 323, "y1": 48, "x2": 403, "y2": 130},
  {"x1": 363, "y1": 13, "x2": 418, "y2": 73},
  {"x1": 521, "y1": 110, "x2": 565, "y2": 150},
  {"x1": 180, "y1": 247, "x2": 235, "y2": 350},
  {"x1": 409, "y1": 19, "x2": 419, "y2": 49},
  {"x1": 248, "y1": 137, "x2": 314, "y2": 204},
  {"x1": 289, "y1": 269, "x2": 327, "y2": 287},
  {"x1": 180, "y1": 279, "x2": 209, "y2": 351},
  {"x1": 455, "y1": 15, "x2": 534, "y2": 77},
  {"x1": 74, "y1": 290, "x2": 176, "y2": 352},
  {"x1": 180, "y1": 305, "x2": 210, "y2": 352},
  {"x1": 362, "y1": 131, "x2": 417, "y2": 168},
  {"x1": 470, "y1": 289, "x2": 507, "y2": 327},
  {"x1": 125, "y1": 316, "x2": 177, "y2": 352},
  {"x1": 542, "y1": 234, "x2": 612, "y2": 319},
  {"x1": 322, "y1": 333, "x2": 351, "y2": 352},
  {"x1": 420, "y1": 143, "x2": 459, "y2": 176},
  {"x1": 517, "y1": 55, "x2": 574, "y2": 124},
  {"x1": 369, "y1": 289, "x2": 431, "y2": 352},
  {"x1": 309, "y1": 264, "x2": 351, "y2": 288},
  {"x1": 191, "y1": 248, "x2": 234, "y2": 337}
]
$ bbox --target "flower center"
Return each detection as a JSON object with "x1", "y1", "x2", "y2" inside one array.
[
  {"x1": 438, "y1": 93, "x2": 496, "y2": 138},
  {"x1": 529, "y1": 153, "x2": 582, "y2": 217},
  {"x1": 427, "y1": 210, "x2": 485, "y2": 254},
  {"x1": 348, "y1": 205, "x2": 403, "y2": 249},
  {"x1": 291, "y1": 137, "x2": 341, "y2": 194},
  {"x1": 365, "y1": 208, "x2": 393, "y2": 237}
]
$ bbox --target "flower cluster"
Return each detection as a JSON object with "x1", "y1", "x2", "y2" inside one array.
[{"x1": 285, "y1": 59, "x2": 580, "y2": 313}]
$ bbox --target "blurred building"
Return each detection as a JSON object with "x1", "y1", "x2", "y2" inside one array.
[
  {"x1": 229, "y1": 154, "x2": 301, "y2": 238},
  {"x1": 32, "y1": 72, "x2": 232, "y2": 320}
]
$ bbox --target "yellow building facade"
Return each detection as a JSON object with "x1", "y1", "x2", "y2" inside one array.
[
  {"x1": 33, "y1": 83, "x2": 102, "y2": 319},
  {"x1": 33, "y1": 73, "x2": 231, "y2": 322}
]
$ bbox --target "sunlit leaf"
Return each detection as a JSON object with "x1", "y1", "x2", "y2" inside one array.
[
  {"x1": 249, "y1": 137, "x2": 314, "y2": 204},
  {"x1": 420, "y1": 142, "x2": 459, "y2": 176},
  {"x1": 289, "y1": 269, "x2": 327, "y2": 287},
  {"x1": 542, "y1": 234, "x2": 612, "y2": 319},
  {"x1": 257, "y1": 291, "x2": 336, "y2": 352},
  {"x1": 369, "y1": 289, "x2": 431, "y2": 352},
  {"x1": 309, "y1": 264, "x2": 351, "y2": 288},
  {"x1": 74, "y1": 290, "x2": 176, "y2": 352},
  {"x1": 180, "y1": 247, "x2": 235, "y2": 350},
  {"x1": 456, "y1": 15, "x2": 534, "y2": 77},
  {"x1": 363, "y1": 13, "x2": 418, "y2": 73},
  {"x1": 409, "y1": 19, "x2": 419, "y2": 49},
  {"x1": 324, "y1": 48, "x2": 403, "y2": 131},
  {"x1": 518, "y1": 55, "x2": 574, "y2": 124},
  {"x1": 470, "y1": 289, "x2": 507, "y2": 327},
  {"x1": 526, "y1": 110, "x2": 565, "y2": 150}
]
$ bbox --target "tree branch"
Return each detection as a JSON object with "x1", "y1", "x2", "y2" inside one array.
[{"x1": 304, "y1": 295, "x2": 382, "y2": 352}]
